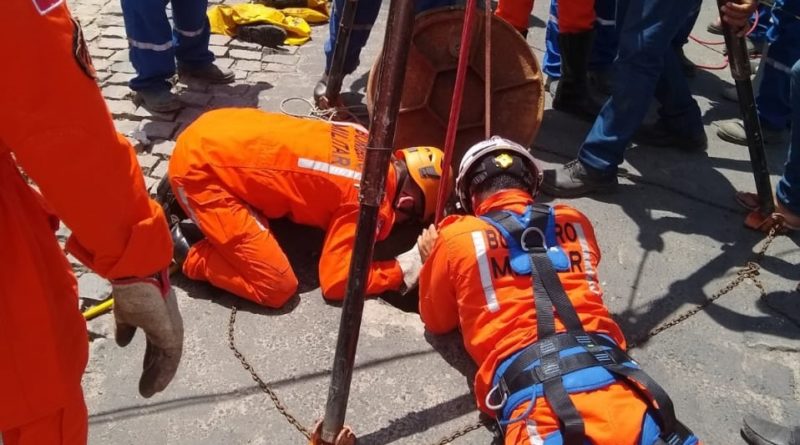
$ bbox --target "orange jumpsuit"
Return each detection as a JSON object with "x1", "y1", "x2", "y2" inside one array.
[
  {"x1": 0, "y1": 1, "x2": 173, "y2": 443},
  {"x1": 168, "y1": 109, "x2": 402, "y2": 308},
  {"x1": 419, "y1": 190, "x2": 650, "y2": 444},
  {"x1": 497, "y1": 0, "x2": 594, "y2": 33}
]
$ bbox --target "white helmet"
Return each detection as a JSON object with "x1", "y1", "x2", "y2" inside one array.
[{"x1": 456, "y1": 136, "x2": 542, "y2": 213}]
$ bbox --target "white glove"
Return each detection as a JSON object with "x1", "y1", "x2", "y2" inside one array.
[{"x1": 396, "y1": 244, "x2": 423, "y2": 294}]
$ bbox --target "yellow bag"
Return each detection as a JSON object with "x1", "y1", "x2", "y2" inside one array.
[{"x1": 207, "y1": 4, "x2": 326, "y2": 46}]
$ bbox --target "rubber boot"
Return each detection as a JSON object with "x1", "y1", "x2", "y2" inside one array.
[{"x1": 553, "y1": 31, "x2": 602, "y2": 121}]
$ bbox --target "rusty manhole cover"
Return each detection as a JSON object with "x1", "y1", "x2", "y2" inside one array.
[{"x1": 367, "y1": 7, "x2": 544, "y2": 168}]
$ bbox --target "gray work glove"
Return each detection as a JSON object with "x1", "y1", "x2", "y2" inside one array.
[
  {"x1": 111, "y1": 269, "x2": 184, "y2": 398},
  {"x1": 396, "y1": 244, "x2": 423, "y2": 294}
]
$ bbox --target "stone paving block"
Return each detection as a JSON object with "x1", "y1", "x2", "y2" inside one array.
[
  {"x1": 97, "y1": 37, "x2": 129, "y2": 50},
  {"x1": 264, "y1": 62, "x2": 297, "y2": 73},
  {"x1": 150, "y1": 161, "x2": 168, "y2": 180},
  {"x1": 101, "y1": 1, "x2": 123, "y2": 14},
  {"x1": 89, "y1": 47, "x2": 114, "y2": 58},
  {"x1": 178, "y1": 91, "x2": 212, "y2": 107},
  {"x1": 209, "y1": 34, "x2": 231, "y2": 46},
  {"x1": 105, "y1": 99, "x2": 137, "y2": 117},
  {"x1": 233, "y1": 59, "x2": 262, "y2": 72},
  {"x1": 134, "y1": 106, "x2": 177, "y2": 122},
  {"x1": 229, "y1": 39, "x2": 263, "y2": 50},
  {"x1": 234, "y1": 70, "x2": 248, "y2": 81},
  {"x1": 152, "y1": 140, "x2": 177, "y2": 157},
  {"x1": 136, "y1": 154, "x2": 160, "y2": 171},
  {"x1": 109, "y1": 50, "x2": 130, "y2": 61},
  {"x1": 72, "y1": 5, "x2": 101, "y2": 20},
  {"x1": 144, "y1": 176, "x2": 158, "y2": 194},
  {"x1": 56, "y1": 224, "x2": 72, "y2": 242},
  {"x1": 95, "y1": 71, "x2": 112, "y2": 83},
  {"x1": 175, "y1": 107, "x2": 205, "y2": 124},
  {"x1": 105, "y1": 72, "x2": 133, "y2": 85},
  {"x1": 229, "y1": 49, "x2": 263, "y2": 60},
  {"x1": 209, "y1": 45, "x2": 228, "y2": 57},
  {"x1": 743, "y1": 357, "x2": 795, "y2": 400},
  {"x1": 98, "y1": 14, "x2": 125, "y2": 27},
  {"x1": 262, "y1": 53, "x2": 300, "y2": 65},
  {"x1": 139, "y1": 120, "x2": 178, "y2": 140},
  {"x1": 78, "y1": 273, "x2": 111, "y2": 302},
  {"x1": 104, "y1": 26, "x2": 127, "y2": 38},
  {"x1": 247, "y1": 72, "x2": 280, "y2": 85},
  {"x1": 82, "y1": 25, "x2": 101, "y2": 42},
  {"x1": 110, "y1": 61, "x2": 136, "y2": 74},
  {"x1": 92, "y1": 58, "x2": 114, "y2": 71},
  {"x1": 214, "y1": 57, "x2": 235, "y2": 70},
  {"x1": 102, "y1": 85, "x2": 130, "y2": 100}
]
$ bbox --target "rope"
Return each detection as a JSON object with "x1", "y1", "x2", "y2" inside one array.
[
  {"x1": 687, "y1": 11, "x2": 761, "y2": 71},
  {"x1": 279, "y1": 96, "x2": 368, "y2": 124}
]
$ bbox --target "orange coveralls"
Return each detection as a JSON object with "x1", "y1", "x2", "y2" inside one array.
[
  {"x1": 0, "y1": 1, "x2": 173, "y2": 443},
  {"x1": 419, "y1": 190, "x2": 650, "y2": 444},
  {"x1": 497, "y1": 0, "x2": 594, "y2": 33},
  {"x1": 168, "y1": 109, "x2": 402, "y2": 308}
]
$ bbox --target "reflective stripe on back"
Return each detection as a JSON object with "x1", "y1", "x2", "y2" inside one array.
[
  {"x1": 471, "y1": 230, "x2": 500, "y2": 312},
  {"x1": 526, "y1": 418, "x2": 545, "y2": 445},
  {"x1": 297, "y1": 157, "x2": 362, "y2": 181}
]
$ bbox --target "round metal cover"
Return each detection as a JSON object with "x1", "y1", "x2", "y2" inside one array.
[{"x1": 367, "y1": 7, "x2": 544, "y2": 168}]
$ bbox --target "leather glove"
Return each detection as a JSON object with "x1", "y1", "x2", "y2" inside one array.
[
  {"x1": 396, "y1": 244, "x2": 423, "y2": 294},
  {"x1": 111, "y1": 269, "x2": 184, "y2": 398}
]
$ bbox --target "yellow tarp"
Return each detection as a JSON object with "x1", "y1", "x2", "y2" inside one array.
[{"x1": 207, "y1": 3, "x2": 328, "y2": 46}]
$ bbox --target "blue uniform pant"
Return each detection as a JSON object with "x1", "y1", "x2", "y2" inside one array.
[
  {"x1": 777, "y1": 58, "x2": 800, "y2": 215},
  {"x1": 121, "y1": 0, "x2": 215, "y2": 92},
  {"x1": 757, "y1": 0, "x2": 800, "y2": 130},
  {"x1": 324, "y1": 0, "x2": 456, "y2": 76},
  {"x1": 578, "y1": 0, "x2": 704, "y2": 174},
  {"x1": 542, "y1": 0, "x2": 620, "y2": 79}
]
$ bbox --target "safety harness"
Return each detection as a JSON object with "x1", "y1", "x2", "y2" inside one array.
[{"x1": 482, "y1": 204, "x2": 698, "y2": 445}]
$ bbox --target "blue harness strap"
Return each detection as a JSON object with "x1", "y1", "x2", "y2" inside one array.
[{"x1": 481, "y1": 204, "x2": 699, "y2": 445}]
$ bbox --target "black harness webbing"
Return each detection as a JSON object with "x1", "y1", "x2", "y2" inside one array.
[{"x1": 483, "y1": 205, "x2": 693, "y2": 445}]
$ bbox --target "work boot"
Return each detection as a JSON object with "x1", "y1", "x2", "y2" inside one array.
[
  {"x1": 540, "y1": 159, "x2": 618, "y2": 198},
  {"x1": 133, "y1": 88, "x2": 182, "y2": 113},
  {"x1": 154, "y1": 176, "x2": 187, "y2": 225},
  {"x1": 707, "y1": 18, "x2": 723, "y2": 35},
  {"x1": 313, "y1": 74, "x2": 329, "y2": 106},
  {"x1": 171, "y1": 219, "x2": 204, "y2": 270},
  {"x1": 177, "y1": 63, "x2": 235, "y2": 84},
  {"x1": 553, "y1": 31, "x2": 602, "y2": 121},
  {"x1": 741, "y1": 415, "x2": 800, "y2": 445},
  {"x1": 634, "y1": 120, "x2": 708, "y2": 151},
  {"x1": 252, "y1": 0, "x2": 307, "y2": 8},
  {"x1": 587, "y1": 69, "x2": 612, "y2": 97},
  {"x1": 237, "y1": 24, "x2": 287, "y2": 48},
  {"x1": 676, "y1": 46, "x2": 696, "y2": 78},
  {"x1": 716, "y1": 119, "x2": 789, "y2": 147}
]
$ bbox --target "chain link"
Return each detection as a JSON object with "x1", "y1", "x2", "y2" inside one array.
[
  {"x1": 430, "y1": 420, "x2": 490, "y2": 445},
  {"x1": 227, "y1": 306, "x2": 312, "y2": 440}
]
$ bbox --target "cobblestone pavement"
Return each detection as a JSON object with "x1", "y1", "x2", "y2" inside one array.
[{"x1": 63, "y1": 0, "x2": 800, "y2": 444}]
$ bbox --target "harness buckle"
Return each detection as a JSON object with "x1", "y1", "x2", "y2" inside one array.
[{"x1": 520, "y1": 226, "x2": 547, "y2": 253}]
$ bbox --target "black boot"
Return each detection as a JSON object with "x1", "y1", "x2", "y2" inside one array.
[
  {"x1": 741, "y1": 415, "x2": 800, "y2": 445},
  {"x1": 154, "y1": 176, "x2": 187, "y2": 226},
  {"x1": 553, "y1": 31, "x2": 602, "y2": 121},
  {"x1": 313, "y1": 74, "x2": 329, "y2": 106},
  {"x1": 540, "y1": 159, "x2": 618, "y2": 198},
  {"x1": 171, "y1": 219, "x2": 204, "y2": 269}
]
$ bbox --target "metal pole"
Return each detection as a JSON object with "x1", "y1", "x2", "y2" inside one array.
[
  {"x1": 484, "y1": 0, "x2": 492, "y2": 139},
  {"x1": 434, "y1": 0, "x2": 479, "y2": 222},
  {"x1": 321, "y1": 0, "x2": 359, "y2": 108},
  {"x1": 319, "y1": 0, "x2": 417, "y2": 442},
  {"x1": 717, "y1": 1, "x2": 775, "y2": 215}
]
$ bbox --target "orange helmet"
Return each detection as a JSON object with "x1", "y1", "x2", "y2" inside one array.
[{"x1": 394, "y1": 146, "x2": 447, "y2": 222}]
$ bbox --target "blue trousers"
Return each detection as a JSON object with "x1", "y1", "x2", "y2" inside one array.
[
  {"x1": 324, "y1": 0, "x2": 455, "y2": 76},
  {"x1": 578, "y1": 0, "x2": 703, "y2": 174},
  {"x1": 542, "y1": 0, "x2": 620, "y2": 79},
  {"x1": 121, "y1": 0, "x2": 214, "y2": 92},
  {"x1": 757, "y1": 0, "x2": 800, "y2": 130},
  {"x1": 777, "y1": 58, "x2": 800, "y2": 215}
]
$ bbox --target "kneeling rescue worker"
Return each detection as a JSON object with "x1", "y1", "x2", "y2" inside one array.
[
  {"x1": 417, "y1": 137, "x2": 701, "y2": 444},
  {"x1": 2, "y1": 1, "x2": 183, "y2": 443},
  {"x1": 166, "y1": 108, "x2": 446, "y2": 308}
]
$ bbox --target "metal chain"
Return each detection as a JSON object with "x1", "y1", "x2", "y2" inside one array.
[
  {"x1": 628, "y1": 225, "x2": 778, "y2": 349},
  {"x1": 430, "y1": 419, "x2": 490, "y2": 445},
  {"x1": 227, "y1": 306, "x2": 312, "y2": 440}
]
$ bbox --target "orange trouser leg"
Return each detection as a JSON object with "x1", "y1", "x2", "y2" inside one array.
[
  {"x1": 2, "y1": 388, "x2": 87, "y2": 445},
  {"x1": 557, "y1": 0, "x2": 595, "y2": 33},
  {"x1": 496, "y1": 0, "x2": 534, "y2": 32},
  {"x1": 503, "y1": 382, "x2": 649, "y2": 444},
  {"x1": 173, "y1": 179, "x2": 298, "y2": 308}
]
